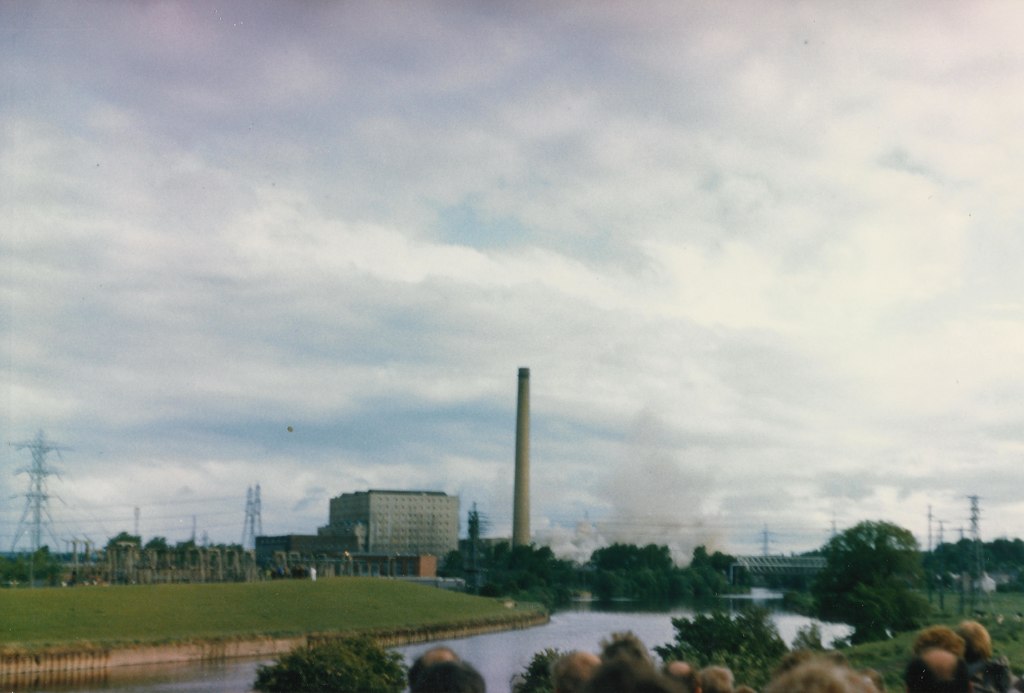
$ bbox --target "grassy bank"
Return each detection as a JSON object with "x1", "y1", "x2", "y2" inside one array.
[
  {"x1": 0, "y1": 578, "x2": 542, "y2": 650},
  {"x1": 844, "y1": 592, "x2": 1024, "y2": 690}
]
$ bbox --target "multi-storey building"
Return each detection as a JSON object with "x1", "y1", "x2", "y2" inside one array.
[{"x1": 319, "y1": 489, "x2": 459, "y2": 556}]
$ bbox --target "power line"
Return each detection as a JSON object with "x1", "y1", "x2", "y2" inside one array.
[{"x1": 57, "y1": 494, "x2": 242, "y2": 512}]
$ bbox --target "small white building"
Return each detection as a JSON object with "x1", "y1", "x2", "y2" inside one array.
[{"x1": 978, "y1": 572, "x2": 997, "y2": 594}]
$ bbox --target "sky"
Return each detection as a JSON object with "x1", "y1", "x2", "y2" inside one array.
[{"x1": 3, "y1": 2, "x2": 1024, "y2": 561}]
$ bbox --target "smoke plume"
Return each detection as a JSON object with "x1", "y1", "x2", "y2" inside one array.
[{"x1": 536, "y1": 410, "x2": 723, "y2": 565}]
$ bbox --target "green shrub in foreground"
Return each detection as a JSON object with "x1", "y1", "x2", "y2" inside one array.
[
  {"x1": 253, "y1": 636, "x2": 406, "y2": 693},
  {"x1": 514, "y1": 647, "x2": 563, "y2": 693},
  {"x1": 654, "y1": 607, "x2": 788, "y2": 690}
]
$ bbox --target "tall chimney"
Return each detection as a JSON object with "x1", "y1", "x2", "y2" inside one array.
[{"x1": 512, "y1": 367, "x2": 530, "y2": 547}]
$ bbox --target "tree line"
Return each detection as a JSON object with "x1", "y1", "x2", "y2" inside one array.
[{"x1": 440, "y1": 541, "x2": 739, "y2": 609}]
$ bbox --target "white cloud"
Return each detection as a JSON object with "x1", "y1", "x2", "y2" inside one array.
[{"x1": 4, "y1": 1, "x2": 1024, "y2": 556}]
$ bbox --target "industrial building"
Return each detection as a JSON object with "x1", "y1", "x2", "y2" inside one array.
[
  {"x1": 320, "y1": 489, "x2": 460, "y2": 557},
  {"x1": 251, "y1": 489, "x2": 458, "y2": 578},
  {"x1": 254, "y1": 535, "x2": 438, "y2": 579}
]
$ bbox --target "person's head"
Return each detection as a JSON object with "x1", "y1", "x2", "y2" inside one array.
[
  {"x1": 765, "y1": 658, "x2": 876, "y2": 693},
  {"x1": 956, "y1": 620, "x2": 993, "y2": 663},
  {"x1": 583, "y1": 657, "x2": 684, "y2": 693},
  {"x1": 663, "y1": 661, "x2": 700, "y2": 693},
  {"x1": 904, "y1": 648, "x2": 970, "y2": 693},
  {"x1": 599, "y1": 631, "x2": 653, "y2": 668},
  {"x1": 860, "y1": 667, "x2": 886, "y2": 692},
  {"x1": 552, "y1": 650, "x2": 601, "y2": 693},
  {"x1": 408, "y1": 646, "x2": 461, "y2": 689},
  {"x1": 911, "y1": 626, "x2": 966, "y2": 658},
  {"x1": 773, "y1": 650, "x2": 817, "y2": 679},
  {"x1": 411, "y1": 659, "x2": 485, "y2": 693},
  {"x1": 699, "y1": 666, "x2": 734, "y2": 693}
]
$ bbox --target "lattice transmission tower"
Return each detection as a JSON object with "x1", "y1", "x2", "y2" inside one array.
[
  {"x1": 241, "y1": 483, "x2": 262, "y2": 550},
  {"x1": 968, "y1": 494, "x2": 987, "y2": 614},
  {"x1": 969, "y1": 495, "x2": 984, "y2": 576},
  {"x1": 9, "y1": 430, "x2": 68, "y2": 552},
  {"x1": 760, "y1": 523, "x2": 776, "y2": 556}
]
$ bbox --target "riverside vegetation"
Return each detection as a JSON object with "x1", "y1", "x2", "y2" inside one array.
[
  {"x1": 253, "y1": 635, "x2": 407, "y2": 693},
  {"x1": 441, "y1": 541, "x2": 739, "y2": 609},
  {"x1": 843, "y1": 592, "x2": 1024, "y2": 691},
  {"x1": 252, "y1": 596, "x2": 1024, "y2": 693},
  {"x1": 496, "y1": 521, "x2": 1024, "y2": 692}
]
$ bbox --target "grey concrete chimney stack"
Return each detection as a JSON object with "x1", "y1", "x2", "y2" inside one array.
[{"x1": 512, "y1": 367, "x2": 530, "y2": 547}]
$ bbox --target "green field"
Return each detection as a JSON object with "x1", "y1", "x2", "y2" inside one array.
[
  {"x1": 845, "y1": 592, "x2": 1024, "y2": 690},
  {"x1": 0, "y1": 578, "x2": 540, "y2": 650}
]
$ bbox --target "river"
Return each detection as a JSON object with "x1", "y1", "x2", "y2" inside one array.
[{"x1": 30, "y1": 590, "x2": 850, "y2": 693}]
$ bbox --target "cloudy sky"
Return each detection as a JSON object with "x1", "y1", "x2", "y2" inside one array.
[{"x1": 3, "y1": 2, "x2": 1023, "y2": 560}]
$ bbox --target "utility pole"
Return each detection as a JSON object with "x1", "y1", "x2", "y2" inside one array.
[
  {"x1": 937, "y1": 520, "x2": 946, "y2": 611},
  {"x1": 762, "y1": 524, "x2": 771, "y2": 557},
  {"x1": 927, "y1": 505, "x2": 933, "y2": 553},
  {"x1": 927, "y1": 505, "x2": 933, "y2": 603},
  {"x1": 958, "y1": 524, "x2": 966, "y2": 614},
  {"x1": 9, "y1": 430, "x2": 68, "y2": 554},
  {"x1": 467, "y1": 503, "x2": 482, "y2": 593},
  {"x1": 242, "y1": 486, "x2": 252, "y2": 548}
]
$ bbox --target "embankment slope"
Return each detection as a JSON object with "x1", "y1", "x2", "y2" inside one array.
[{"x1": 1, "y1": 577, "x2": 547, "y2": 682}]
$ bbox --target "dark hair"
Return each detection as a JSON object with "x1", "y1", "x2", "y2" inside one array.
[
  {"x1": 408, "y1": 647, "x2": 461, "y2": 689},
  {"x1": 599, "y1": 631, "x2": 652, "y2": 667},
  {"x1": 904, "y1": 654, "x2": 970, "y2": 693},
  {"x1": 584, "y1": 658, "x2": 683, "y2": 693},
  {"x1": 412, "y1": 660, "x2": 486, "y2": 693}
]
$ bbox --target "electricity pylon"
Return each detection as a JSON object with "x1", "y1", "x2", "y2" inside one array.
[
  {"x1": 241, "y1": 483, "x2": 262, "y2": 550},
  {"x1": 10, "y1": 430, "x2": 68, "y2": 552}
]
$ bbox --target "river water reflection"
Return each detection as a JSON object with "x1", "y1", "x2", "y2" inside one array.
[{"x1": 34, "y1": 591, "x2": 850, "y2": 693}]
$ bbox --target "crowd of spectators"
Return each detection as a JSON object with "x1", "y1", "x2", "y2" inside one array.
[{"x1": 404, "y1": 620, "x2": 1020, "y2": 693}]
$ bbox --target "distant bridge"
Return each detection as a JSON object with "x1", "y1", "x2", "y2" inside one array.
[{"x1": 729, "y1": 555, "x2": 826, "y2": 583}]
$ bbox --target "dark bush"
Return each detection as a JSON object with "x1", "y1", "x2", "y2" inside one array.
[
  {"x1": 655, "y1": 607, "x2": 788, "y2": 689},
  {"x1": 253, "y1": 636, "x2": 406, "y2": 693}
]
